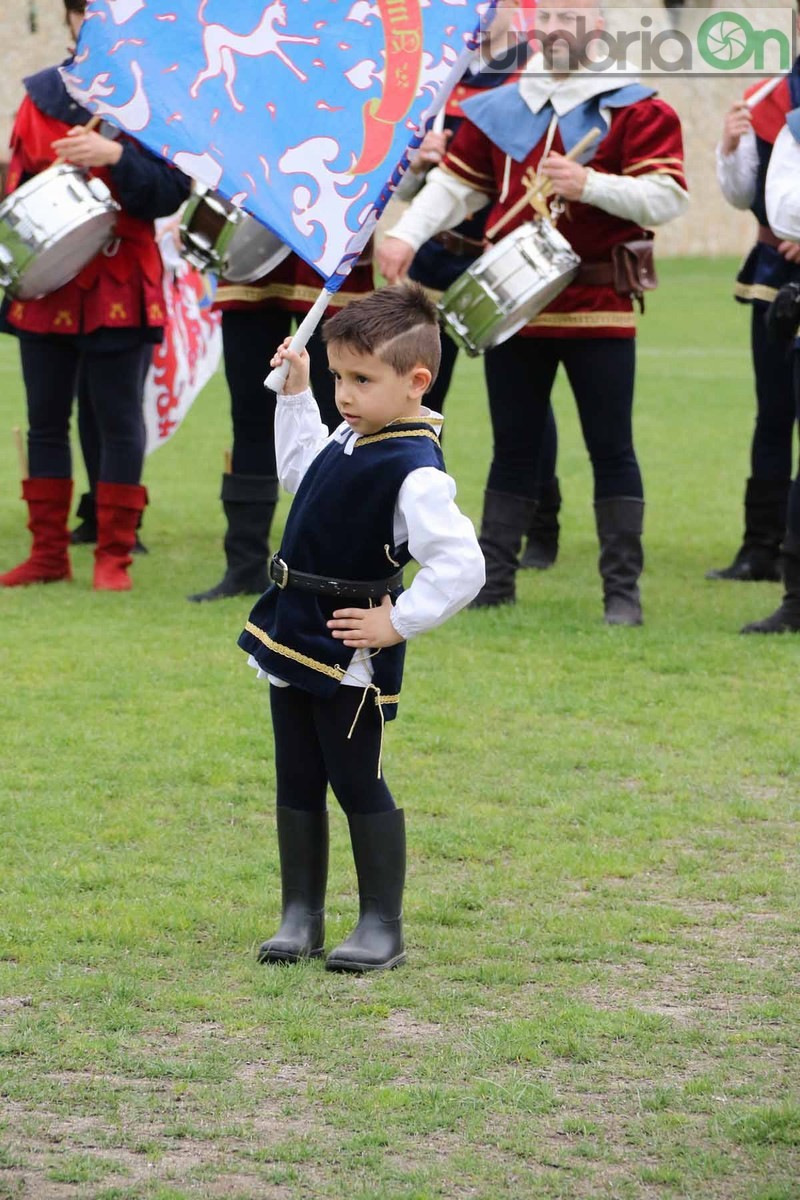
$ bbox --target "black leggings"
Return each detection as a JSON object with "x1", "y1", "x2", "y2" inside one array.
[
  {"x1": 750, "y1": 304, "x2": 797, "y2": 480},
  {"x1": 785, "y1": 354, "x2": 800, "y2": 537},
  {"x1": 21, "y1": 336, "x2": 150, "y2": 483},
  {"x1": 483, "y1": 336, "x2": 641, "y2": 501},
  {"x1": 222, "y1": 309, "x2": 337, "y2": 476},
  {"x1": 270, "y1": 684, "x2": 396, "y2": 815}
]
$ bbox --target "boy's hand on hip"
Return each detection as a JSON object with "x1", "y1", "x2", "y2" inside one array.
[{"x1": 328, "y1": 595, "x2": 405, "y2": 648}]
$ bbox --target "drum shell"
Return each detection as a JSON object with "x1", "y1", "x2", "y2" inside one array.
[
  {"x1": 179, "y1": 191, "x2": 289, "y2": 283},
  {"x1": 437, "y1": 220, "x2": 581, "y2": 356},
  {"x1": 0, "y1": 163, "x2": 120, "y2": 300}
]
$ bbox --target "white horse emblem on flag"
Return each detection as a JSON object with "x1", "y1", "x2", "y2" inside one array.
[{"x1": 190, "y1": 0, "x2": 321, "y2": 111}]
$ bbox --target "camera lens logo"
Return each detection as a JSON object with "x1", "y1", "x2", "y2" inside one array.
[{"x1": 698, "y1": 12, "x2": 791, "y2": 71}]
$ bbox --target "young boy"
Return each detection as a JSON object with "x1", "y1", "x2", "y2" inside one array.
[{"x1": 237, "y1": 284, "x2": 485, "y2": 973}]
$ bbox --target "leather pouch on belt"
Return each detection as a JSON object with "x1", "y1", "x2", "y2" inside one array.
[{"x1": 611, "y1": 234, "x2": 658, "y2": 311}]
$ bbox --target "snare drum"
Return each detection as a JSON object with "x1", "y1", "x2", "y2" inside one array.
[
  {"x1": 0, "y1": 163, "x2": 120, "y2": 300},
  {"x1": 437, "y1": 220, "x2": 581, "y2": 356},
  {"x1": 179, "y1": 189, "x2": 289, "y2": 283}
]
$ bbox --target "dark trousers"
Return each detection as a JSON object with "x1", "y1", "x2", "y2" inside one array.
[
  {"x1": 270, "y1": 684, "x2": 396, "y2": 815},
  {"x1": 786, "y1": 353, "x2": 800, "y2": 537},
  {"x1": 427, "y1": 329, "x2": 559, "y2": 485},
  {"x1": 222, "y1": 309, "x2": 337, "y2": 476},
  {"x1": 750, "y1": 304, "x2": 797, "y2": 480},
  {"x1": 483, "y1": 336, "x2": 641, "y2": 501},
  {"x1": 21, "y1": 336, "x2": 151, "y2": 483},
  {"x1": 75, "y1": 348, "x2": 151, "y2": 491}
]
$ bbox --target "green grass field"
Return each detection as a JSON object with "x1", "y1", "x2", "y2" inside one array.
[{"x1": 1, "y1": 258, "x2": 799, "y2": 1200}]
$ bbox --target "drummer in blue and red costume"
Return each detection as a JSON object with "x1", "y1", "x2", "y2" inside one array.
[
  {"x1": 378, "y1": 0, "x2": 688, "y2": 625},
  {"x1": 707, "y1": 58, "x2": 800, "y2": 585},
  {"x1": 0, "y1": 0, "x2": 190, "y2": 592},
  {"x1": 394, "y1": 0, "x2": 562, "y2": 572}
]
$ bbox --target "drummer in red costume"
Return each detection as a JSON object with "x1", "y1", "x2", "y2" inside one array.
[
  {"x1": 378, "y1": 0, "x2": 688, "y2": 625},
  {"x1": 187, "y1": 248, "x2": 374, "y2": 603},
  {"x1": 0, "y1": 0, "x2": 190, "y2": 592}
]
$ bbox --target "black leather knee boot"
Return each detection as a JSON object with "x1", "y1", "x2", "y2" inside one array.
[
  {"x1": 740, "y1": 533, "x2": 800, "y2": 633},
  {"x1": 258, "y1": 807, "x2": 328, "y2": 964},
  {"x1": 706, "y1": 477, "x2": 788, "y2": 582},
  {"x1": 326, "y1": 809, "x2": 406, "y2": 973},
  {"x1": 595, "y1": 496, "x2": 644, "y2": 626},
  {"x1": 470, "y1": 490, "x2": 536, "y2": 608},
  {"x1": 189, "y1": 472, "x2": 278, "y2": 602},
  {"x1": 520, "y1": 478, "x2": 561, "y2": 570}
]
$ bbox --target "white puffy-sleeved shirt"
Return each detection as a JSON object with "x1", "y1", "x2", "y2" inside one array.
[
  {"x1": 766, "y1": 124, "x2": 800, "y2": 242},
  {"x1": 715, "y1": 130, "x2": 759, "y2": 211},
  {"x1": 249, "y1": 389, "x2": 485, "y2": 689}
]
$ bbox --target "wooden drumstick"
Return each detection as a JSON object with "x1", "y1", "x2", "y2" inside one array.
[
  {"x1": 224, "y1": 449, "x2": 232, "y2": 474},
  {"x1": 54, "y1": 113, "x2": 102, "y2": 165},
  {"x1": 485, "y1": 126, "x2": 603, "y2": 241},
  {"x1": 12, "y1": 426, "x2": 28, "y2": 479}
]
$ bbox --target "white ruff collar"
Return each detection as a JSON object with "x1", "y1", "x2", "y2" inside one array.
[{"x1": 519, "y1": 54, "x2": 638, "y2": 117}]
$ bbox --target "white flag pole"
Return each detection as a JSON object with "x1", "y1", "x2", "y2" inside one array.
[
  {"x1": 746, "y1": 75, "x2": 783, "y2": 110},
  {"x1": 264, "y1": 287, "x2": 333, "y2": 393}
]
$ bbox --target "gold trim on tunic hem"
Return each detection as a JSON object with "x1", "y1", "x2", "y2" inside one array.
[{"x1": 244, "y1": 622, "x2": 346, "y2": 681}]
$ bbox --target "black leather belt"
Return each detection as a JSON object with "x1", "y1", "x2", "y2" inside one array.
[{"x1": 269, "y1": 554, "x2": 403, "y2": 599}]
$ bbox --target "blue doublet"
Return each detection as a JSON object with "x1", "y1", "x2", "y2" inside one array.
[{"x1": 238, "y1": 420, "x2": 445, "y2": 720}]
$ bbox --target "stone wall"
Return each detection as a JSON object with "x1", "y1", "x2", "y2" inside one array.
[
  {"x1": 0, "y1": 0, "x2": 787, "y2": 257},
  {"x1": 0, "y1": 1, "x2": 70, "y2": 159}
]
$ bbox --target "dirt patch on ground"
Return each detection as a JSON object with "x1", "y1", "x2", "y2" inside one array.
[{"x1": 381, "y1": 1010, "x2": 445, "y2": 1042}]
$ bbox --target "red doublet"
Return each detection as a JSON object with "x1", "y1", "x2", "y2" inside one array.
[
  {"x1": 4, "y1": 97, "x2": 165, "y2": 337},
  {"x1": 441, "y1": 97, "x2": 687, "y2": 338},
  {"x1": 213, "y1": 251, "x2": 374, "y2": 315}
]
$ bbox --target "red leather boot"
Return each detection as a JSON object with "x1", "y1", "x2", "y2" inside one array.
[
  {"x1": 0, "y1": 477, "x2": 73, "y2": 587},
  {"x1": 93, "y1": 482, "x2": 148, "y2": 592}
]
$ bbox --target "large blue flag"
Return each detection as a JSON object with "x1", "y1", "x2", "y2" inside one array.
[{"x1": 63, "y1": 0, "x2": 494, "y2": 291}]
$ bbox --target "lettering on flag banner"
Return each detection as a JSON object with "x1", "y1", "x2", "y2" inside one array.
[
  {"x1": 63, "y1": 1, "x2": 497, "y2": 292},
  {"x1": 352, "y1": 0, "x2": 423, "y2": 175},
  {"x1": 144, "y1": 224, "x2": 222, "y2": 456}
]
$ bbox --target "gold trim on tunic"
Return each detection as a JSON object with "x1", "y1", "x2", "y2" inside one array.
[
  {"x1": 438, "y1": 161, "x2": 496, "y2": 195},
  {"x1": 355, "y1": 428, "x2": 441, "y2": 449},
  {"x1": 622, "y1": 156, "x2": 684, "y2": 174},
  {"x1": 733, "y1": 282, "x2": 779, "y2": 303},
  {"x1": 244, "y1": 622, "x2": 346, "y2": 681},
  {"x1": 215, "y1": 283, "x2": 366, "y2": 306},
  {"x1": 526, "y1": 311, "x2": 638, "y2": 329}
]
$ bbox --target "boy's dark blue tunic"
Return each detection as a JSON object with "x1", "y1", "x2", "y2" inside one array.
[{"x1": 237, "y1": 419, "x2": 445, "y2": 721}]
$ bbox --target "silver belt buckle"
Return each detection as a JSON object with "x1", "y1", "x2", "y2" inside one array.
[{"x1": 273, "y1": 557, "x2": 289, "y2": 589}]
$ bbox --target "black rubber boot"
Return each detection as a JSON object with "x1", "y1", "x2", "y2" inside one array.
[
  {"x1": 188, "y1": 472, "x2": 278, "y2": 602},
  {"x1": 740, "y1": 534, "x2": 800, "y2": 633},
  {"x1": 706, "y1": 477, "x2": 788, "y2": 582},
  {"x1": 71, "y1": 490, "x2": 148, "y2": 554},
  {"x1": 258, "y1": 807, "x2": 328, "y2": 964},
  {"x1": 70, "y1": 491, "x2": 97, "y2": 545},
  {"x1": 326, "y1": 809, "x2": 406, "y2": 973},
  {"x1": 520, "y1": 478, "x2": 561, "y2": 570},
  {"x1": 470, "y1": 490, "x2": 536, "y2": 608},
  {"x1": 595, "y1": 497, "x2": 644, "y2": 626}
]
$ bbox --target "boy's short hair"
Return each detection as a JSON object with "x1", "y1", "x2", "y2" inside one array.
[
  {"x1": 65, "y1": 0, "x2": 87, "y2": 14},
  {"x1": 323, "y1": 282, "x2": 442, "y2": 389}
]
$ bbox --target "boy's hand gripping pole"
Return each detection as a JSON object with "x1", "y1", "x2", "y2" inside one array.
[{"x1": 264, "y1": 288, "x2": 333, "y2": 394}]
